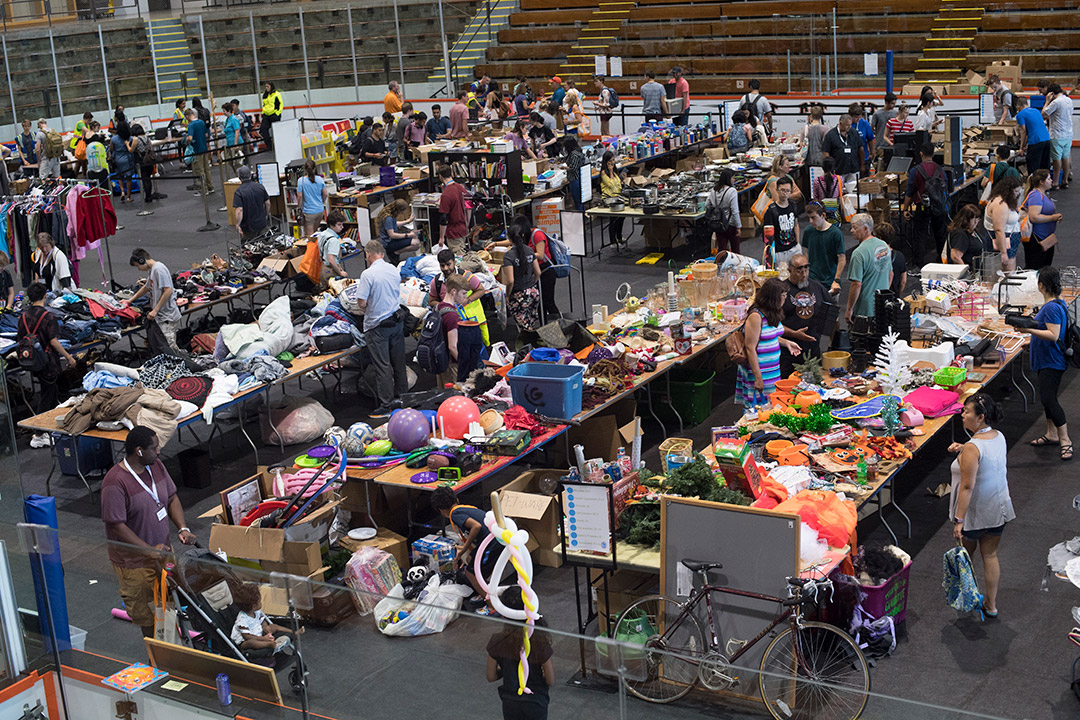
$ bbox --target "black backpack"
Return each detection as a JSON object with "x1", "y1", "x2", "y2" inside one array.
[
  {"x1": 1055, "y1": 300, "x2": 1080, "y2": 369},
  {"x1": 919, "y1": 164, "x2": 950, "y2": 217},
  {"x1": 415, "y1": 307, "x2": 450, "y2": 375},
  {"x1": 605, "y1": 86, "x2": 619, "y2": 109},
  {"x1": 17, "y1": 311, "x2": 50, "y2": 373},
  {"x1": 706, "y1": 187, "x2": 735, "y2": 232}
]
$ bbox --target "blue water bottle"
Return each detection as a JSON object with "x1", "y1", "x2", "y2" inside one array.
[{"x1": 216, "y1": 673, "x2": 231, "y2": 705}]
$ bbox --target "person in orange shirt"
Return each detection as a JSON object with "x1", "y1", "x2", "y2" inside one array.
[{"x1": 384, "y1": 81, "x2": 403, "y2": 114}]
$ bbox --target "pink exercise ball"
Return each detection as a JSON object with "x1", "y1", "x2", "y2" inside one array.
[
  {"x1": 437, "y1": 396, "x2": 481, "y2": 440},
  {"x1": 387, "y1": 408, "x2": 431, "y2": 452}
]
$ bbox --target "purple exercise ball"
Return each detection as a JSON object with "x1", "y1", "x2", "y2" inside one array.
[{"x1": 387, "y1": 408, "x2": 431, "y2": 452}]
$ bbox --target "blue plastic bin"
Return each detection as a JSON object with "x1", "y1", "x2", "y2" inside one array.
[
  {"x1": 52, "y1": 434, "x2": 113, "y2": 477},
  {"x1": 506, "y1": 363, "x2": 584, "y2": 420}
]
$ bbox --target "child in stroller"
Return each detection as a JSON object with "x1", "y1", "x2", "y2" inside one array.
[{"x1": 230, "y1": 582, "x2": 303, "y2": 659}]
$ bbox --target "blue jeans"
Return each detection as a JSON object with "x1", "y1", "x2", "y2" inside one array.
[
  {"x1": 364, "y1": 319, "x2": 407, "y2": 407},
  {"x1": 567, "y1": 177, "x2": 584, "y2": 211},
  {"x1": 456, "y1": 323, "x2": 484, "y2": 382}
]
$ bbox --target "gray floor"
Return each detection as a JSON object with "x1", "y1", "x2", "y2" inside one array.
[{"x1": 2, "y1": 153, "x2": 1079, "y2": 720}]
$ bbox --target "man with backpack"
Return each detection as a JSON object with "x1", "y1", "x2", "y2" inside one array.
[
  {"x1": 988, "y1": 75, "x2": 1017, "y2": 124},
  {"x1": 35, "y1": 119, "x2": 63, "y2": 178},
  {"x1": 592, "y1": 75, "x2": 618, "y2": 136},
  {"x1": 739, "y1": 80, "x2": 772, "y2": 136},
  {"x1": 428, "y1": 273, "x2": 485, "y2": 384},
  {"x1": 902, "y1": 143, "x2": 950, "y2": 263},
  {"x1": 19, "y1": 282, "x2": 76, "y2": 445}
]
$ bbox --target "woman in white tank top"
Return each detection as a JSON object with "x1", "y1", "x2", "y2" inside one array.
[
  {"x1": 948, "y1": 392, "x2": 1015, "y2": 617},
  {"x1": 983, "y1": 175, "x2": 1024, "y2": 272}
]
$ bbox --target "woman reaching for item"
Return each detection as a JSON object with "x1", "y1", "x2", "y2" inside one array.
[
  {"x1": 735, "y1": 278, "x2": 805, "y2": 406},
  {"x1": 947, "y1": 392, "x2": 1014, "y2": 618},
  {"x1": 1018, "y1": 265, "x2": 1072, "y2": 461},
  {"x1": 983, "y1": 175, "x2": 1023, "y2": 272}
]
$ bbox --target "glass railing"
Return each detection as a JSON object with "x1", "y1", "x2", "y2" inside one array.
[{"x1": 0, "y1": 522, "x2": 1020, "y2": 720}]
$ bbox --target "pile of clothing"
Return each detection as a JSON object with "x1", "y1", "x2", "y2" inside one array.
[{"x1": 0, "y1": 287, "x2": 148, "y2": 354}]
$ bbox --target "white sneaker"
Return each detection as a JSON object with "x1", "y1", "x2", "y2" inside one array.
[
  {"x1": 29, "y1": 433, "x2": 51, "y2": 449},
  {"x1": 1071, "y1": 606, "x2": 1080, "y2": 626}
]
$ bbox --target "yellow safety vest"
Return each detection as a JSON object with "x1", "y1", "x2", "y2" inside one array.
[{"x1": 262, "y1": 91, "x2": 283, "y2": 118}]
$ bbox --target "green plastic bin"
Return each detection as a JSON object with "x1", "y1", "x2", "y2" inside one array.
[{"x1": 651, "y1": 369, "x2": 715, "y2": 427}]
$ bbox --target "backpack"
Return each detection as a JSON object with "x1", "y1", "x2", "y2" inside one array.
[
  {"x1": 706, "y1": 187, "x2": 735, "y2": 232},
  {"x1": 604, "y1": 86, "x2": 619, "y2": 109},
  {"x1": 238, "y1": 110, "x2": 254, "y2": 137},
  {"x1": 1054, "y1": 299, "x2": 1080, "y2": 369},
  {"x1": 942, "y1": 546, "x2": 984, "y2": 617},
  {"x1": 538, "y1": 230, "x2": 571, "y2": 278},
  {"x1": 43, "y1": 130, "x2": 64, "y2": 159},
  {"x1": 73, "y1": 135, "x2": 87, "y2": 161},
  {"x1": 17, "y1": 310, "x2": 50, "y2": 373},
  {"x1": 415, "y1": 307, "x2": 450, "y2": 375},
  {"x1": 727, "y1": 124, "x2": 750, "y2": 152},
  {"x1": 919, "y1": 163, "x2": 950, "y2": 217},
  {"x1": 183, "y1": 142, "x2": 195, "y2": 167}
]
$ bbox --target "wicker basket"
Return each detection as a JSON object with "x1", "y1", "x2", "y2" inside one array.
[{"x1": 658, "y1": 438, "x2": 693, "y2": 473}]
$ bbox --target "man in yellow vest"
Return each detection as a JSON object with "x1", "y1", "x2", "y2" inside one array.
[{"x1": 261, "y1": 81, "x2": 283, "y2": 152}]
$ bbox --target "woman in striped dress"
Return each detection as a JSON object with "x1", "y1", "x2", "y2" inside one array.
[{"x1": 736, "y1": 278, "x2": 805, "y2": 406}]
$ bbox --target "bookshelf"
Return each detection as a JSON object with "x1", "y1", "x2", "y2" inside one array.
[{"x1": 427, "y1": 148, "x2": 524, "y2": 202}]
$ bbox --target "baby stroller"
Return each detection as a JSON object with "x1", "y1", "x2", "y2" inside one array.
[{"x1": 167, "y1": 548, "x2": 307, "y2": 694}]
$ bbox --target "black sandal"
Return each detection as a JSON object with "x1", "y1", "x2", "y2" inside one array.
[
  {"x1": 1031, "y1": 435, "x2": 1059, "y2": 447},
  {"x1": 1062, "y1": 445, "x2": 1074, "y2": 461}
]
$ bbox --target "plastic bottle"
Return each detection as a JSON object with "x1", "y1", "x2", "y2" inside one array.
[
  {"x1": 856, "y1": 457, "x2": 868, "y2": 486},
  {"x1": 217, "y1": 673, "x2": 232, "y2": 706}
]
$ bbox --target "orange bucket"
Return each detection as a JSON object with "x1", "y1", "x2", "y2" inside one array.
[{"x1": 765, "y1": 439, "x2": 794, "y2": 457}]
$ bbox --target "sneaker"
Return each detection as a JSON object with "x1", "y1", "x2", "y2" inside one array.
[
  {"x1": 474, "y1": 605, "x2": 498, "y2": 617},
  {"x1": 152, "y1": 192, "x2": 168, "y2": 200},
  {"x1": 1072, "y1": 606, "x2": 1080, "y2": 626},
  {"x1": 368, "y1": 405, "x2": 393, "y2": 419},
  {"x1": 186, "y1": 184, "x2": 197, "y2": 191},
  {"x1": 30, "y1": 433, "x2": 51, "y2": 449}
]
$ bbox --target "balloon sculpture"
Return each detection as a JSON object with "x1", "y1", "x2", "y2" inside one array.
[{"x1": 474, "y1": 492, "x2": 540, "y2": 696}]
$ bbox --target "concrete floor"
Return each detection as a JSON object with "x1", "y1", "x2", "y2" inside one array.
[{"x1": 2, "y1": 152, "x2": 1079, "y2": 720}]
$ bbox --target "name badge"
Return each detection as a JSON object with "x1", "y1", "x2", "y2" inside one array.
[
  {"x1": 157, "y1": 507, "x2": 168, "y2": 522},
  {"x1": 843, "y1": 147, "x2": 852, "y2": 154}
]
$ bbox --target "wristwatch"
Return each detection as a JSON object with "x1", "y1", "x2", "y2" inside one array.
[{"x1": 953, "y1": 517, "x2": 964, "y2": 524}]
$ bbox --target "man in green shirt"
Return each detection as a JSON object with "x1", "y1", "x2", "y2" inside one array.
[
  {"x1": 803, "y1": 202, "x2": 847, "y2": 296},
  {"x1": 845, "y1": 213, "x2": 893, "y2": 323}
]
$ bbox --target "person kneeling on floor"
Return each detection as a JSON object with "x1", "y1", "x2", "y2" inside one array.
[{"x1": 431, "y1": 486, "x2": 499, "y2": 615}]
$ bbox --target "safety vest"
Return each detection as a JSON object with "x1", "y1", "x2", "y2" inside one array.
[
  {"x1": 70, "y1": 120, "x2": 87, "y2": 149},
  {"x1": 262, "y1": 91, "x2": 283, "y2": 118}
]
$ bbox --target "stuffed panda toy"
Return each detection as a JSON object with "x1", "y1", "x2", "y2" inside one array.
[{"x1": 402, "y1": 560, "x2": 433, "y2": 601}]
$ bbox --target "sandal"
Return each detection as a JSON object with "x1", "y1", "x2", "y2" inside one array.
[
  {"x1": 982, "y1": 603, "x2": 998, "y2": 619},
  {"x1": 1062, "y1": 444, "x2": 1074, "y2": 462},
  {"x1": 1030, "y1": 435, "x2": 1059, "y2": 447}
]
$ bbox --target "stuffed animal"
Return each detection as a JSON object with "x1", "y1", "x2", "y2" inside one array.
[{"x1": 401, "y1": 560, "x2": 433, "y2": 601}]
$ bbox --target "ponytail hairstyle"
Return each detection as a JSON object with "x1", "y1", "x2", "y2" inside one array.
[
  {"x1": 304, "y1": 158, "x2": 316, "y2": 182},
  {"x1": 509, "y1": 214, "x2": 532, "y2": 272},
  {"x1": 375, "y1": 199, "x2": 409, "y2": 228},
  {"x1": 1026, "y1": 168, "x2": 1051, "y2": 196},
  {"x1": 965, "y1": 391, "x2": 1004, "y2": 426}
]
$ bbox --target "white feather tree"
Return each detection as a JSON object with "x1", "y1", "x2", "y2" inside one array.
[{"x1": 874, "y1": 329, "x2": 911, "y2": 396}]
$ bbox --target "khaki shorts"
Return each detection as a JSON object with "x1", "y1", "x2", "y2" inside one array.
[{"x1": 114, "y1": 565, "x2": 159, "y2": 628}]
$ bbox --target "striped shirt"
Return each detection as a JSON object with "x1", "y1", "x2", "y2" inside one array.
[{"x1": 735, "y1": 310, "x2": 784, "y2": 406}]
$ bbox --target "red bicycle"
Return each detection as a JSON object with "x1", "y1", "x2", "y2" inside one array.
[{"x1": 612, "y1": 559, "x2": 870, "y2": 719}]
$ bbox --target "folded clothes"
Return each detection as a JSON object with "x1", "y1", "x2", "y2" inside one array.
[{"x1": 82, "y1": 369, "x2": 136, "y2": 392}]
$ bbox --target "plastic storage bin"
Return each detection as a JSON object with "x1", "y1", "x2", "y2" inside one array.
[
  {"x1": 506, "y1": 363, "x2": 584, "y2": 420},
  {"x1": 650, "y1": 369, "x2": 715, "y2": 427},
  {"x1": 52, "y1": 434, "x2": 113, "y2": 477},
  {"x1": 859, "y1": 561, "x2": 912, "y2": 624}
]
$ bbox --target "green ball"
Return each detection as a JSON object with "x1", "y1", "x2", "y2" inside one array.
[{"x1": 365, "y1": 439, "x2": 393, "y2": 456}]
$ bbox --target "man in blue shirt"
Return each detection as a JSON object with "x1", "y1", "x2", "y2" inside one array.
[
  {"x1": 222, "y1": 102, "x2": 242, "y2": 176},
  {"x1": 1015, "y1": 95, "x2": 1051, "y2": 172},
  {"x1": 356, "y1": 242, "x2": 406, "y2": 417},
  {"x1": 849, "y1": 102, "x2": 875, "y2": 168},
  {"x1": 185, "y1": 108, "x2": 214, "y2": 196},
  {"x1": 426, "y1": 104, "x2": 451, "y2": 140}
]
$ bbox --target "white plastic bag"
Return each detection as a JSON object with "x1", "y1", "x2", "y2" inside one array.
[
  {"x1": 374, "y1": 575, "x2": 472, "y2": 637},
  {"x1": 262, "y1": 396, "x2": 335, "y2": 445}
]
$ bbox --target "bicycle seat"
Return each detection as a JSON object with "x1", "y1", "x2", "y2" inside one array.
[{"x1": 681, "y1": 559, "x2": 723, "y2": 573}]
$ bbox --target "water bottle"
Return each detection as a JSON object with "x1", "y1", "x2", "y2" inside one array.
[
  {"x1": 217, "y1": 673, "x2": 231, "y2": 705},
  {"x1": 856, "y1": 457, "x2": 868, "y2": 486}
]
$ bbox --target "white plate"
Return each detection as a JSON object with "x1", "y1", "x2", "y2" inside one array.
[{"x1": 348, "y1": 527, "x2": 378, "y2": 541}]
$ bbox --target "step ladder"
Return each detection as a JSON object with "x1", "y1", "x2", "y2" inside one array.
[
  {"x1": 912, "y1": 1, "x2": 983, "y2": 86},
  {"x1": 148, "y1": 17, "x2": 201, "y2": 103},
  {"x1": 429, "y1": 0, "x2": 517, "y2": 88},
  {"x1": 558, "y1": 1, "x2": 633, "y2": 81}
]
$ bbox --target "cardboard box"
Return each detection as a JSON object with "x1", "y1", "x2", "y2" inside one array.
[
  {"x1": 401, "y1": 166, "x2": 428, "y2": 181},
  {"x1": 257, "y1": 252, "x2": 304, "y2": 279},
  {"x1": 208, "y1": 501, "x2": 340, "y2": 563},
  {"x1": 338, "y1": 481, "x2": 410, "y2": 536},
  {"x1": 532, "y1": 197, "x2": 564, "y2": 239},
  {"x1": 498, "y1": 468, "x2": 567, "y2": 553},
  {"x1": 522, "y1": 158, "x2": 550, "y2": 180},
  {"x1": 704, "y1": 146, "x2": 728, "y2": 162},
  {"x1": 965, "y1": 70, "x2": 985, "y2": 87},
  {"x1": 675, "y1": 155, "x2": 703, "y2": 173},
  {"x1": 662, "y1": 96, "x2": 685, "y2": 114},
  {"x1": 414, "y1": 144, "x2": 440, "y2": 164},
  {"x1": 592, "y1": 569, "x2": 659, "y2": 634},
  {"x1": 740, "y1": 212, "x2": 756, "y2": 240},
  {"x1": 562, "y1": 397, "x2": 639, "y2": 463},
  {"x1": 259, "y1": 567, "x2": 327, "y2": 616},
  {"x1": 713, "y1": 440, "x2": 766, "y2": 499},
  {"x1": 648, "y1": 167, "x2": 675, "y2": 180},
  {"x1": 260, "y1": 541, "x2": 322, "y2": 576},
  {"x1": 858, "y1": 178, "x2": 883, "y2": 194},
  {"x1": 866, "y1": 197, "x2": 892, "y2": 226},
  {"x1": 337, "y1": 527, "x2": 408, "y2": 569},
  {"x1": 412, "y1": 534, "x2": 457, "y2": 571}
]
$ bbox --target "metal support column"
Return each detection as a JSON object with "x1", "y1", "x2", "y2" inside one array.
[
  {"x1": 832, "y1": 8, "x2": 838, "y2": 92},
  {"x1": 2, "y1": 36, "x2": 16, "y2": 127},
  {"x1": 249, "y1": 12, "x2": 261, "y2": 94},
  {"x1": 47, "y1": 28, "x2": 65, "y2": 130},
  {"x1": 198, "y1": 15, "x2": 212, "y2": 105},
  {"x1": 392, "y1": 0, "x2": 406, "y2": 95},
  {"x1": 347, "y1": 4, "x2": 360, "y2": 103},
  {"x1": 786, "y1": 50, "x2": 791, "y2": 94},
  {"x1": 148, "y1": 18, "x2": 163, "y2": 106},
  {"x1": 437, "y1": 0, "x2": 452, "y2": 96},
  {"x1": 299, "y1": 8, "x2": 312, "y2": 110},
  {"x1": 98, "y1": 25, "x2": 112, "y2": 112}
]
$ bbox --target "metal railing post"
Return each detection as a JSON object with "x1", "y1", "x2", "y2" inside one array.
[
  {"x1": 347, "y1": 3, "x2": 360, "y2": 102},
  {"x1": 392, "y1": 0, "x2": 405, "y2": 95},
  {"x1": 2, "y1": 36, "x2": 15, "y2": 128},
  {"x1": 786, "y1": 49, "x2": 790, "y2": 94},
  {"x1": 438, "y1": 0, "x2": 452, "y2": 96},
  {"x1": 299, "y1": 8, "x2": 311, "y2": 110},
  {"x1": 98, "y1": 24, "x2": 112, "y2": 112},
  {"x1": 249, "y1": 11, "x2": 261, "y2": 95},
  {"x1": 198, "y1": 15, "x2": 212, "y2": 104},
  {"x1": 832, "y1": 8, "x2": 838, "y2": 93},
  {"x1": 47, "y1": 27, "x2": 65, "y2": 130},
  {"x1": 148, "y1": 18, "x2": 163, "y2": 106}
]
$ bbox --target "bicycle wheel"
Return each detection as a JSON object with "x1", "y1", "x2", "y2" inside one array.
[
  {"x1": 610, "y1": 594, "x2": 707, "y2": 703},
  {"x1": 759, "y1": 621, "x2": 870, "y2": 720}
]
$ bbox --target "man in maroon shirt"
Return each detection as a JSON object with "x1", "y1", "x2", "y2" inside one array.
[
  {"x1": 102, "y1": 426, "x2": 196, "y2": 637},
  {"x1": 448, "y1": 89, "x2": 470, "y2": 139},
  {"x1": 438, "y1": 165, "x2": 468, "y2": 252}
]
